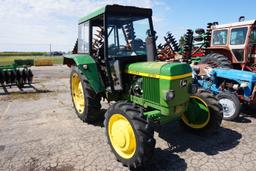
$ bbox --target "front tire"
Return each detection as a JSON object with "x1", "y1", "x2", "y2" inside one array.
[
  {"x1": 70, "y1": 66, "x2": 101, "y2": 123},
  {"x1": 181, "y1": 89, "x2": 223, "y2": 134},
  {"x1": 216, "y1": 92, "x2": 241, "y2": 121},
  {"x1": 104, "y1": 101, "x2": 155, "y2": 169}
]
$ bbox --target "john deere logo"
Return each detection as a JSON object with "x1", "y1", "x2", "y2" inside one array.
[{"x1": 180, "y1": 79, "x2": 187, "y2": 87}]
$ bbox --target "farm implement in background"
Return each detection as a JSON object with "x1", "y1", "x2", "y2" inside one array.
[
  {"x1": 0, "y1": 60, "x2": 33, "y2": 89},
  {"x1": 158, "y1": 17, "x2": 256, "y2": 71},
  {"x1": 157, "y1": 17, "x2": 256, "y2": 121}
]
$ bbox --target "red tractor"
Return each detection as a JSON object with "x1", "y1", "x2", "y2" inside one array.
[
  {"x1": 157, "y1": 19, "x2": 256, "y2": 72},
  {"x1": 197, "y1": 18, "x2": 256, "y2": 71}
]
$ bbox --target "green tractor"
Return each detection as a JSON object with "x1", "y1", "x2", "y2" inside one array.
[{"x1": 64, "y1": 5, "x2": 222, "y2": 169}]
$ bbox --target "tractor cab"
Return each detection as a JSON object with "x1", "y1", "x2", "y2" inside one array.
[
  {"x1": 71, "y1": 5, "x2": 156, "y2": 91},
  {"x1": 208, "y1": 19, "x2": 256, "y2": 68}
]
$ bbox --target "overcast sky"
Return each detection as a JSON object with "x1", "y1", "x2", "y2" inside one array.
[{"x1": 0, "y1": 0, "x2": 255, "y2": 52}]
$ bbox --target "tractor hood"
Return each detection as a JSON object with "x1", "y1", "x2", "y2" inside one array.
[
  {"x1": 212, "y1": 68, "x2": 256, "y2": 82},
  {"x1": 126, "y1": 62, "x2": 192, "y2": 79},
  {"x1": 126, "y1": 61, "x2": 192, "y2": 118}
]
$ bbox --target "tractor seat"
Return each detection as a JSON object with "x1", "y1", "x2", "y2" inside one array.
[{"x1": 133, "y1": 38, "x2": 145, "y2": 51}]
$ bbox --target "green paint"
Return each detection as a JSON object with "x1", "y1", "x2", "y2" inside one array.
[
  {"x1": 143, "y1": 110, "x2": 161, "y2": 118},
  {"x1": 127, "y1": 62, "x2": 168, "y2": 75},
  {"x1": 191, "y1": 57, "x2": 202, "y2": 63},
  {"x1": 67, "y1": 5, "x2": 199, "y2": 125},
  {"x1": 127, "y1": 61, "x2": 192, "y2": 117},
  {"x1": 0, "y1": 65, "x2": 16, "y2": 70},
  {"x1": 128, "y1": 61, "x2": 193, "y2": 124},
  {"x1": 184, "y1": 98, "x2": 209, "y2": 124},
  {"x1": 127, "y1": 61, "x2": 192, "y2": 76},
  {"x1": 79, "y1": 6, "x2": 106, "y2": 24},
  {"x1": 161, "y1": 62, "x2": 192, "y2": 76},
  {"x1": 130, "y1": 95, "x2": 182, "y2": 124},
  {"x1": 64, "y1": 54, "x2": 105, "y2": 93}
]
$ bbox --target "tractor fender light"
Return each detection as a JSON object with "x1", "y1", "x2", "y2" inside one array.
[
  {"x1": 83, "y1": 64, "x2": 88, "y2": 70},
  {"x1": 166, "y1": 90, "x2": 175, "y2": 101},
  {"x1": 240, "y1": 82, "x2": 248, "y2": 88}
]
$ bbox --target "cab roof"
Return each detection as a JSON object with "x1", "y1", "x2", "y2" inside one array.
[
  {"x1": 79, "y1": 4, "x2": 152, "y2": 24},
  {"x1": 212, "y1": 19, "x2": 256, "y2": 29}
]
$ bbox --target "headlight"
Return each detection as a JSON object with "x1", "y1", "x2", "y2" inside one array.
[
  {"x1": 166, "y1": 90, "x2": 175, "y2": 101},
  {"x1": 240, "y1": 82, "x2": 248, "y2": 88}
]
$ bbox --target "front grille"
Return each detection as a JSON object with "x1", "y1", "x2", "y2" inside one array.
[{"x1": 143, "y1": 77, "x2": 160, "y2": 103}]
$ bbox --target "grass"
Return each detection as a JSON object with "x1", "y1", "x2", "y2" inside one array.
[
  {"x1": 0, "y1": 56, "x2": 63, "y2": 66},
  {"x1": 0, "y1": 52, "x2": 48, "y2": 56}
]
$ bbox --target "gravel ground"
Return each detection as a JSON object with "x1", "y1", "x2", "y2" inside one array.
[{"x1": 0, "y1": 65, "x2": 256, "y2": 171}]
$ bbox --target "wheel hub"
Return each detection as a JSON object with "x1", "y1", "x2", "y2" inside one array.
[
  {"x1": 71, "y1": 73, "x2": 85, "y2": 114},
  {"x1": 219, "y1": 98, "x2": 236, "y2": 118},
  {"x1": 182, "y1": 96, "x2": 210, "y2": 129},
  {"x1": 108, "y1": 114, "x2": 136, "y2": 159},
  {"x1": 111, "y1": 122, "x2": 128, "y2": 148}
]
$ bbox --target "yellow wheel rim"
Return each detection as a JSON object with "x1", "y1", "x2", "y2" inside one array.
[
  {"x1": 181, "y1": 96, "x2": 210, "y2": 129},
  {"x1": 71, "y1": 73, "x2": 85, "y2": 114},
  {"x1": 108, "y1": 114, "x2": 136, "y2": 159}
]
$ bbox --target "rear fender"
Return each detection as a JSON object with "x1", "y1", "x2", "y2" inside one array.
[{"x1": 64, "y1": 54, "x2": 105, "y2": 93}]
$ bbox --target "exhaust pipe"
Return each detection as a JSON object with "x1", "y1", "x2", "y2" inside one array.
[{"x1": 146, "y1": 30, "x2": 156, "y2": 61}]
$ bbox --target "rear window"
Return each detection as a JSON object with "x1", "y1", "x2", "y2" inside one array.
[{"x1": 212, "y1": 29, "x2": 228, "y2": 45}]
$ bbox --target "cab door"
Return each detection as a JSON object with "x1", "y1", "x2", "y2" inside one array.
[
  {"x1": 229, "y1": 27, "x2": 248, "y2": 63},
  {"x1": 248, "y1": 26, "x2": 256, "y2": 63}
]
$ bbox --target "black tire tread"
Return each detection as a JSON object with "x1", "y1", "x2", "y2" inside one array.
[
  {"x1": 182, "y1": 88, "x2": 223, "y2": 134},
  {"x1": 200, "y1": 53, "x2": 232, "y2": 69},
  {"x1": 216, "y1": 92, "x2": 241, "y2": 121},
  {"x1": 70, "y1": 66, "x2": 101, "y2": 123},
  {"x1": 104, "y1": 101, "x2": 155, "y2": 169}
]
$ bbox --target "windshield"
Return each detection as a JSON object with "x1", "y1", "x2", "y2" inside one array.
[
  {"x1": 230, "y1": 27, "x2": 248, "y2": 45},
  {"x1": 107, "y1": 15, "x2": 151, "y2": 58}
]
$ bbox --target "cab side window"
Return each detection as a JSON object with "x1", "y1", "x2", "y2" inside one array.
[{"x1": 78, "y1": 22, "x2": 89, "y2": 53}]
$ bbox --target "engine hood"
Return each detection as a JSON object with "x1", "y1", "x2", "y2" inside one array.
[
  {"x1": 126, "y1": 61, "x2": 192, "y2": 80},
  {"x1": 212, "y1": 68, "x2": 256, "y2": 82}
]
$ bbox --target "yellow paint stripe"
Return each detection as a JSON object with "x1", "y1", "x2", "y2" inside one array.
[{"x1": 126, "y1": 70, "x2": 192, "y2": 80}]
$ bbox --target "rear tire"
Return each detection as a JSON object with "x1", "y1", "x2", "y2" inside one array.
[
  {"x1": 181, "y1": 89, "x2": 223, "y2": 134},
  {"x1": 104, "y1": 101, "x2": 155, "y2": 169},
  {"x1": 70, "y1": 66, "x2": 101, "y2": 123},
  {"x1": 216, "y1": 92, "x2": 241, "y2": 121},
  {"x1": 200, "y1": 53, "x2": 232, "y2": 69}
]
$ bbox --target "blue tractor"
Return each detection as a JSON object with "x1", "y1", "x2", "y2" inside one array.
[{"x1": 192, "y1": 66, "x2": 256, "y2": 120}]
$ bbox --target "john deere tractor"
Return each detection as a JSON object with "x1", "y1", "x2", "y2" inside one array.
[{"x1": 64, "y1": 5, "x2": 222, "y2": 168}]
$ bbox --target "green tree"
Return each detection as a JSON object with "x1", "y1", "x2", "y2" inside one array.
[{"x1": 179, "y1": 35, "x2": 185, "y2": 49}]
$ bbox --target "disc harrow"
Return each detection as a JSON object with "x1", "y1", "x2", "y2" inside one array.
[{"x1": 0, "y1": 66, "x2": 33, "y2": 88}]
